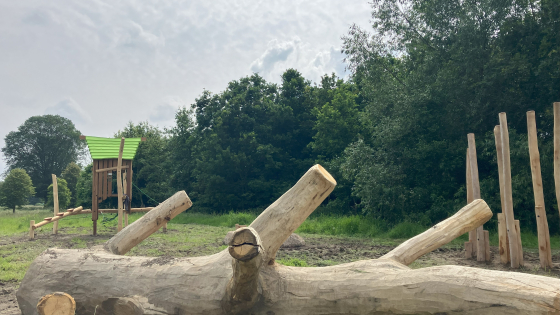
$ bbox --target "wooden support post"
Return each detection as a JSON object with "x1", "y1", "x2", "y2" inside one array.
[
  {"x1": 527, "y1": 111, "x2": 553, "y2": 269},
  {"x1": 464, "y1": 241, "x2": 473, "y2": 259},
  {"x1": 29, "y1": 220, "x2": 35, "y2": 239},
  {"x1": 163, "y1": 223, "x2": 167, "y2": 232},
  {"x1": 554, "y1": 103, "x2": 560, "y2": 231},
  {"x1": 497, "y1": 213, "x2": 510, "y2": 264},
  {"x1": 92, "y1": 160, "x2": 98, "y2": 236},
  {"x1": 51, "y1": 175, "x2": 59, "y2": 235},
  {"x1": 499, "y1": 112, "x2": 521, "y2": 268},
  {"x1": 515, "y1": 220, "x2": 524, "y2": 266},
  {"x1": 466, "y1": 150, "x2": 476, "y2": 258},
  {"x1": 117, "y1": 137, "x2": 125, "y2": 232},
  {"x1": 467, "y1": 134, "x2": 485, "y2": 261},
  {"x1": 484, "y1": 230, "x2": 491, "y2": 262},
  {"x1": 494, "y1": 126, "x2": 510, "y2": 264},
  {"x1": 123, "y1": 170, "x2": 128, "y2": 227}
]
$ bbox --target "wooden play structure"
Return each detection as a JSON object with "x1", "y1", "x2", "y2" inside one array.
[
  {"x1": 16, "y1": 165, "x2": 560, "y2": 314},
  {"x1": 464, "y1": 102, "x2": 560, "y2": 269},
  {"x1": 28, "y1": 136, "x2": 160, "y2": 239},
  {"x1": 81, "y1": 136, "x2": 145, "y2": 235}
]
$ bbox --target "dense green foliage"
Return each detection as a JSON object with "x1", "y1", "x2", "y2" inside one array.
[
  {"x1": 61, "y1": 162, "x2": 81, "y2": 206},
  {"x1": 0, "y1": 169, "x2": 35, "y2": 213},
  {"x1": 2, "y1": 115, "x2": 83, "y2": 200},
  {"x1": 3, "y1": 1, "x2": 559, "y2": 235},
  {"x1": 46, "y1": 178, "x2": 71, "y2": 211}
]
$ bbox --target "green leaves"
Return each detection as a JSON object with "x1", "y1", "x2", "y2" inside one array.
[{"x1": 0, "y1": 169, "x2": 35, "y2": 213}]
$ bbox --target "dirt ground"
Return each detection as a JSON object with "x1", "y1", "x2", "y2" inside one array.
[{"x1": 2, "y1": 226, "x2": 560, "y2": 315}]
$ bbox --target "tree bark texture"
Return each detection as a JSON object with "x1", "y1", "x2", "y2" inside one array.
[{"x1": 16, "y1": 165, "x2": 560, "y2": 315}]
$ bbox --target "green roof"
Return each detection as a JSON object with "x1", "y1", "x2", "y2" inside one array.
[{"x1": 85, "y1": 136, "x2": 142, "y2": 160}]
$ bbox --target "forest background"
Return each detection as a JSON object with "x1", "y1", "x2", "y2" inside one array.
[{"x1": 1, "y1": 0, "x2": 559, "y2": 235}]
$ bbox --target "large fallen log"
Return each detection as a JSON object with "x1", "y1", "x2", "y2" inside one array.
[{"x1": 17, "y1": 165, "x2": 560, "y2": 315}]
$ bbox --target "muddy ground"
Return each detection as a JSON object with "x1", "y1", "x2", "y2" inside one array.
[{"x1": 2, "y1": 225, "x2": 560, "y2": 315}]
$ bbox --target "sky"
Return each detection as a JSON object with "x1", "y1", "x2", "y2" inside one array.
[{"x1": 0, "y1": 0, "x2": 372, "y2": 175}]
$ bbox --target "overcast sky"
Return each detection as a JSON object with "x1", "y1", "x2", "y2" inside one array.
[{"x1": 0, "y1": 0, "x2": 371, "y2": 174}]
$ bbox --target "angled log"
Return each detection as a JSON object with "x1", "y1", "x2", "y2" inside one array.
[
  {"x1": 105, "y1": 190, "x2": 192, "y2": 255},
  {"x1": 16, "y1": 165, "x2": 560, "y2": 315},
  {"x1": 526, "y1": 110, "x2": 553, "y2": 268},
  {"x1": 382, "y1": 199, "x2": 492, "y2": 265},
  {"x1": 499, "y1": 112, "x2": 521, "y2": 268}
]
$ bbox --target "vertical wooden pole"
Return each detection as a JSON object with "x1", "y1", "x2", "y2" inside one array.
[
  {"x1": 526, "y1": 111, "x2": 553, "y2": 269},
  {"x1": 51, "y1": 174, "x2": 59, "y2": 235},
  {"x1": 467, "y1": 133, "x2": 485, "y2": 261},
  {"x1": 554, "y1": 103, "x2": 560, "y2": 226},
  {"x1": 465, "y1": 150, "x2": 476, "y2": 258},
  {"x1": 494, "y1": 126, "x2": 510, "y2": 264},
  {"x1": 497, "y1": 213, "x2": 510, "y2": 263},
  {"x1": 29, "y1": 220, "x2": 35, "y2": 239},
  {"x1": 499, "y1": 112, "x2": 521, "y2": 268},
  {"x1": 515, "y1": 220, "x2": 524, "y2": 266},
  {"x1": 123, "y1": 170, "x2": 128, "y2": 227},
  {"x1": 484, "y1": 230, "x2": 491, "y2": 262},
  {"x1": 117, "y1": 137, "x2": 125, "y2": 232},
  {"x1": 92, "y1": 160, "x2": 98, "y2": 236}
]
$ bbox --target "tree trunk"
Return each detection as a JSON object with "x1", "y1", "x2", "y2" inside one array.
[{"x1": 16, "y1": 165, "x2": 560, "y2": 315}]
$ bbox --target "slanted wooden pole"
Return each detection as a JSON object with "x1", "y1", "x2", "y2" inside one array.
[
  {"x1": 117, "y1": 137, "x2": 125, "y2": 232},
  {"x1": 526, "y1": 111, "x2": 553, "y2": 269},
  {"x1": 382, "y1": 199, "x2": 492, "y2": 266},
  {"x1": 29, "y1": 220, "x2": 35, "y2": 239},
  {"x1": 554, "y1": 103, "x2": 560, "y2": 227},
  {"x1": 105, "y1": 191, "x2": 192, "y2": 255},
  {"x1": 494, "y1": 126, "x2": 510, "y2": 264},
  {"x1": 467, "y1": 133, "x2": 486, "y2": 261},
  {"x1": 499, "y1": 112, "x2": 521, "y2": 268},
  {"x1": 51, "y1": 175, "x2": 59, "y2": 235},
  {"x1": 465, "y1": 150, "x2": 476, "y2": 258}
]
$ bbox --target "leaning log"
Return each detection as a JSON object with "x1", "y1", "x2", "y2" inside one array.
[{"x1": 17, "y1": 165, "x2": 560, "y2": 315}]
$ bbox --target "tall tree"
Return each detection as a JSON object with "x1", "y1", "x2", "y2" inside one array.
[
  {"x1": 2, "y1": 115, "x2": 83, "y2": 200},
  {"x1": 61, "y1": 162, "x2": 81, "y2": 206},
  {"x1": 0, "y1": 168, "x2": 35, "y2": 213}
]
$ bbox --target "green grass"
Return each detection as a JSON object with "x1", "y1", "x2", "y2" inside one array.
[{"x1": 277, "y1": 257, "x2": 308, "y2": 267}]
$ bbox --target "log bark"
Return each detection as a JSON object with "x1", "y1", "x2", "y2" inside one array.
[
  {"x1": 16, "y1": 165, "x2": 560, "y2": 315},
  {"x1": 466, "y1": 149, "x2": 476, "y2": 257},
  {"x1": 554, "y1": 102, "x2": 560, "y2": 224},
  {"x1": 51, "y1": 174, "x2": 59, "y2": 235},
  {"x1": 467, "y1": 134, "x2": 486, "y2": 261}
]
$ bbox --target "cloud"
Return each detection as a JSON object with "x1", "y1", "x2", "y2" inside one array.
[
  {"x1": 148, "y1": 96, "x2": 185, "y2": 126},
  {"x1": 44, "y1": 97, "x2": 91, "y2": 125},
  {"x1": 250, "y1": 38, "x2": 299, "y2": 74}
]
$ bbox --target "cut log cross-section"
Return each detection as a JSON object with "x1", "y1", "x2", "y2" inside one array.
[{"x1": 16, "y1": 165, "x2": 560, "y2": 315}]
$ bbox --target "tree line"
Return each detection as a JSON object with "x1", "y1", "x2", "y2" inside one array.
[{"x1": 2, "y1": 0, "x2": 559, "y2": 234}]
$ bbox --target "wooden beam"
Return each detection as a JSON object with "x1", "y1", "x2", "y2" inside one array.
[
  {"x1": 141, "y1": 137, "x2": 147, "y2": 141},
  {"x1": 526, "y1": 111, "x2": 553, "y2": 269},
  {"x1": 467, "y1": 133, "x2": 485, "y2": 261},
  {"x1": 484, "y1": 230, "x2": 491, "y2": 262},
  {"x1": 499, "y1": 112, "x2": 521, "y2": 268},
  {"x1": 123, "y1": 170, "x2": 128, "y2": 227},
  {"x1": 79, "y1": 135, "x2": 86, "y2": 140},
  {"x1": 95, "y1": 165, "x2": 130, "y2": 173},
  {"x1": 92, "y1": 160, "x2": 98, "y2": 236},
  {"x1": 117, "y1": 137, "x2": 125, "y2": 232},
  {"x1": 381, "y1": 199, "x2": 492, "y2": 266},
  {"x1": 554, "y1": 103, "x2": 560, "y2": 233},
  {"x1": 466, "y1": 149, "x2": 476, "y2": 257},
  {"x1": 51, "y1": 175, "x2": 59, "y2": 235},
  {"x1": 497, "y1": 213, "x2": 510, "y2": 264},
  {"x1": 29, "y1": 220, "x2": 35, "y2": 240}
]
